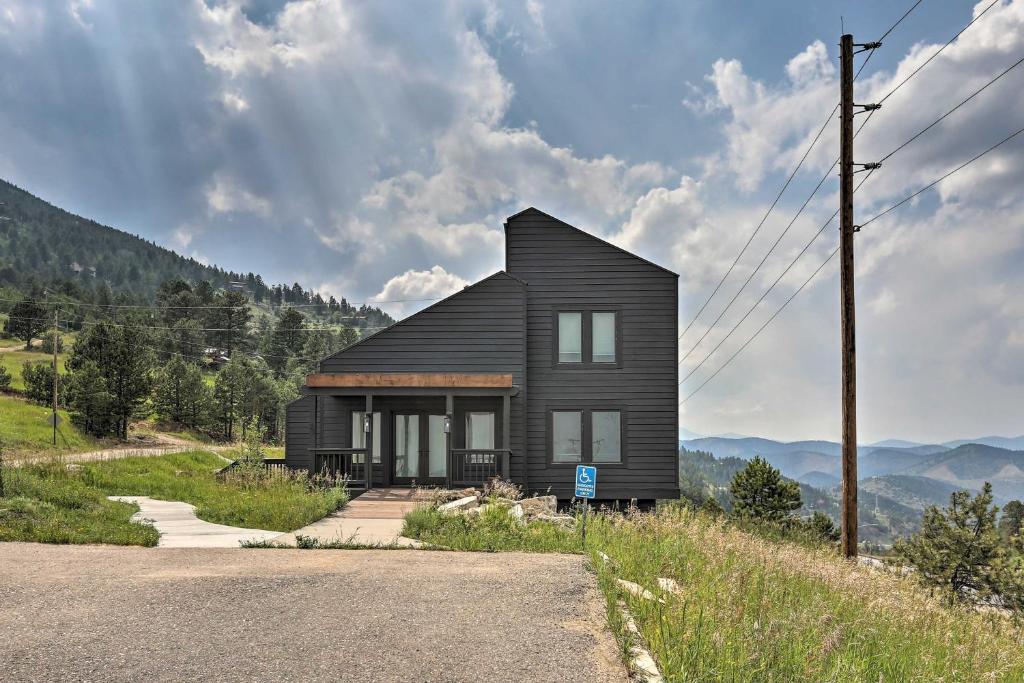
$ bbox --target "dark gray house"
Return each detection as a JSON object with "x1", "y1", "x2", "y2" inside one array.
[{"x1": 285, "y1": 208, "x2": 679, "y2": 502}]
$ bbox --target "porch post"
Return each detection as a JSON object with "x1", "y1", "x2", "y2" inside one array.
[
  {"x1": 445, "y1": 393, "x2": 454, "y2": 489},
  {"x1": 501, "y1": 392, "x2": 511, "y2": 480},
  {"x1": 365, "y1": 393, "x2": 373, "y2": 491}
]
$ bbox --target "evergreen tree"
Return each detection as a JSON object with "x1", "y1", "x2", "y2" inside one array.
[
  {"x1": 894, "y1": 483, "x2": 1001, "y2": 602},
  {"x1": 212, "y1": 356, "x2": 249, "y2": 441},
  {"x1": 4, "y1": 298, "x2": 46, "y2": 348},
  {"x1": 209, "y1": 290, "x2": 251, "y2": 357},
  {"x1": 68, "y1": 360, "x2": 115, "y2": 436},
  {"x1": 21, "y1": 362, "x2": 60, "y2": 406},
  {"x1": 999, "y1": 500, "x2": 1024, "y2": 541},
  {"x1": 67, "y1": 320, "x2": 154, "y2": 439},
  {"x1": 152, "y1": 357, "x2": 209, "y2": 428},
  {"x1": 267, "y1": 308, "x2": 306, "y2": 374},
  {"x1": 729, "y1": 456, "x2": 802, "y2": 522},
  {"x1": 0, "y1": 364, "x2": 11, "y2": 391}
]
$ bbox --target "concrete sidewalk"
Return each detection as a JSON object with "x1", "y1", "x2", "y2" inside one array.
[
  {"x1": 274, "y1": 488, "x2": 424, "y2": 546},
  {"x1": 109, "y1": 496, "x2": 281, "y2": 548}
]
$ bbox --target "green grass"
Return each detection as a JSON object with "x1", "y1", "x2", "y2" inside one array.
[
  {"x1": 78, "y1": 450, "x2": 349, "y2": 532},
  {"x1": 0, "y1": 393, "x2": 99, "y2": 458},
  {"x1": 0, "y1": 461, "x2": 159, "y2": 545},
  {"x1": 588, "y1": 507, "x2": 1024, "y2": 682},
  {"x1": 403, "y1": 500, "x2": 1024, "y2": 680},
  {"x1": 0, "y1": 450, "x2": 349, "y2": 545},
  {"x1": 0, "y1": 345, "x2": 70, "y2": 393},
  {"x1": 402, "y1": 504, "x2": 582, "y2": 553}
]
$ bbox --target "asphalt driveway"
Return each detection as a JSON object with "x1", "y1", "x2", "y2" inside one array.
[{"x1": 0, "y1": 544, "x2": 627, "y2": 683}]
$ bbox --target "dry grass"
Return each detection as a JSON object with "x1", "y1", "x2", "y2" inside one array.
[{"x1": 589, "y1": 507, "x2": 1024, "y2": 682}]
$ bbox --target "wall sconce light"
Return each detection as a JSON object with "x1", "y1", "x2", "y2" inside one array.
[
  {"x1": 363, "y1": 413, "x2": 371, "y2": 434},
  {"x1": 443, "y1": 414, "x2": 451, "y2": 433}
]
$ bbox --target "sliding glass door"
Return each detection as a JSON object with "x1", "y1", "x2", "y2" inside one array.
[{"x1": 393, "y1": 412, "x2": 447, "y2": 484}]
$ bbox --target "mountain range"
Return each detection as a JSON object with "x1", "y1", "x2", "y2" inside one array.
[{"x1": 682, "y1": 435, "x2": 1024, "y2": 507}]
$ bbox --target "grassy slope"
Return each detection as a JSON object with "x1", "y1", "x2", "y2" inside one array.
[
  {"x1": 590, "y1": 508, "x2": 1024, "y2": 682},
  {"x1": 0, "y1": 451, "x2": 348, "y2": 545},
  {"x1": 0, "y1": 393, "x2": 99, "y2": 457},
  {"x1": 402, "y1": 505, "x2": 581, "y2": 553}
]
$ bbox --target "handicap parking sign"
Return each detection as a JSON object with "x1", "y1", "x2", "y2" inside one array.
[{"x1": 575, "y1": 465, "x2": 597, "y2": 499}]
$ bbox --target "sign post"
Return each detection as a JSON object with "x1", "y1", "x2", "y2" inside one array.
[{"x1": 575, "y1": 465, "x2": 597, "y2": 546}]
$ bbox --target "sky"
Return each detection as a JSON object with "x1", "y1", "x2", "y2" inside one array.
[{"x1": 1, "y1": 0, "x2": 1022, "y2": 443}]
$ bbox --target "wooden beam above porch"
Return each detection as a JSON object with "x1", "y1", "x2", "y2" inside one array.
[{"x1": 305, "y1": 372, "x2": 514, "y2": 389}]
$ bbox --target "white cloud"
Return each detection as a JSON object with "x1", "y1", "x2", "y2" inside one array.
[
  {"x1": 371, "y1": 265, "x2": 470, "y2": 317},
  {"x1": 220, "y1": 90, "x2": 249, "y2": 113},
  {"x1": 204, "y1": 173, "x2": 272, "y2": 217}
]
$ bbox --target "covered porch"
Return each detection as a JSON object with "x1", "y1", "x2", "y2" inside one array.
[{"x1": 303, "y1": 372, "x2": 516, "y2": 491}]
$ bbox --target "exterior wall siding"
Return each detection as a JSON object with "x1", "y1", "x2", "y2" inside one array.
[
  {"x1": 505, "y1": 210, "x2": 680, "y2": 500},
  {"x1": 293, "y1": 272, "x2": 528, "y2": 484}
]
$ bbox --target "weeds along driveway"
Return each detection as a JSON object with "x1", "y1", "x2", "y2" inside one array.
[{"x1": 0, "y1": 543, "x2": 627, "y2": 683}]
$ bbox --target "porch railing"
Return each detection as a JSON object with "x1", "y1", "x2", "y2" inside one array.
[
  {"x1": 313, "y1": 448, "x2": 368, "y2": 488},
  {"x1": 450, "y1": 448, "x2": 511, "y2": 487}
]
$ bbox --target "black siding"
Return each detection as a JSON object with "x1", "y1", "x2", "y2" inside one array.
[
  {"x1": 505, "y1": 209, "x2": 680, "y2": 500},
  {"x1": 285, "y1": 395, "x2": 316, "y2": 471},
  {"x1": 296, "y1": 272, "x2": 528, "y2": 483}
]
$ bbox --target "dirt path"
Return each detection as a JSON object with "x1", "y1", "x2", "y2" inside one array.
[{"x1": 0, "y1": 543, "x2": 628, "y2": 683}]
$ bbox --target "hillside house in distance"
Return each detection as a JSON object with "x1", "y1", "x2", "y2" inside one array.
[{"x1": 285, "y1": 208, "x2": 679, "y2": 502}]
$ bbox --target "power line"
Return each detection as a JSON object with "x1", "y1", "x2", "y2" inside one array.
[
  {"x1": 681, "y1": 34, "x2": 1020, "y2": 365},
  {"x1": 876, "y1": 0, "x2": 1002, "y2": 107},
  {"x1": 0, "y1": 295, "x2": 439, "y2": 309},
  {"x1": 3, "y1": 314, "x2": 391, "y2": 334},
  {"x1": 680, "y1": 124, "x2": 1024, "y2": 403},
  {"x1": 859, "y1": 124, "x2": 1024, "y2": 231},
  {"x1": 878, "y1": 53, "x2": 1024, "y2": 164},
  {"x1": 680, "y1": 170, "x2": 876, "y2": 384},
  {"x1": 676, "y1": 0, "x2": 925, "y2": 344}
]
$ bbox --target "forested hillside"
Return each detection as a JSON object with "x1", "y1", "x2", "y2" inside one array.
[{"x1": 0, "y1": 178, "x2": 392, "y2": 330}]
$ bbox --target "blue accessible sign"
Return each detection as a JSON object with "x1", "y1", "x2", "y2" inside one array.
[{"x1": 575, "y1": 465, "x2": 597, "y2": 499}]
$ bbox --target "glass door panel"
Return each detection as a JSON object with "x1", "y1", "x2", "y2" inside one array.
[
  {"x1": 394, "y1": 414, "x2": 420, "y2": 479},
  {"x1": 428, "y1": 415, "x2": 447, "y2": 478}
]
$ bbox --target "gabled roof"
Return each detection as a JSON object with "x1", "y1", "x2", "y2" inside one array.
[
  {"x1": 317, "y1": 270, "x2": 525, "y2": 365},
  {"x1": 504, "y1": 207, "x2": 679, "y2": 278}
]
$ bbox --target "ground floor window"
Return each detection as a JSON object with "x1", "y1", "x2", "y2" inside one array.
[
  {"x1": 549, "y1": 407, "x2": 624, "y2": 464},
  {"x1": 466, "y1": 412, "x2": 495, "y2": 450},
  {"x1": 351, "y1": 411, "x2": 382, "y2": 463}
]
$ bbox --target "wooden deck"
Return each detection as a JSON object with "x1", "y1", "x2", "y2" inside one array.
[{"x1": 341, "y1": 487, "x2": 424, "y2": 520}]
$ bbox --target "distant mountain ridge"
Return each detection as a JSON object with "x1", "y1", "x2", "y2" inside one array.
[{"x1": 682, "y1": 436, "x2": 1024, "y2": 504}]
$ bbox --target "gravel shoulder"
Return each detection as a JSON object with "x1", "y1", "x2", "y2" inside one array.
[{"x1": 0, "y1": 543, "x2": 627, "y2": 683}]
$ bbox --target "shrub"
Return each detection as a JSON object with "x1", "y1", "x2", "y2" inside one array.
[
  {"x1": 21, "y1": 361, "x2": 61, "y2": 406},
  {"x1": 0, "y1": 364, "x2": 11, "y2": 392}
]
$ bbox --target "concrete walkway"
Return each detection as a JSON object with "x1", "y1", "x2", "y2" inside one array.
[
  {"x1": 109, "y1": 496, "x2": 281, "y2": 548},
  {"x1": 273, "y1": 488, "x2": 424, "y2": 547}
]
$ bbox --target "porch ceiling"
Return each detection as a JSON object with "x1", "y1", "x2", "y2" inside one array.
[{"x1": 305, "y1": 372, "x2": 514, "y2": 389}]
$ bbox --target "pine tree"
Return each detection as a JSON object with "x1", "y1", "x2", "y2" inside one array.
[
  {"x1": 729, "y1": 456, "x2": 802, "y2": 522},
  {"x1": 999, "y1": 500, "x2": 1024, "y2": 541},
  {"x1": 4, "y1": 298, "x2": 46, "y2": 348},
  {"x1": 894, "y1": 483, "x2": 1001, "y2": 602},
  {"x1": 68, "y1": 360, "x2": 115, "y2": 436}
]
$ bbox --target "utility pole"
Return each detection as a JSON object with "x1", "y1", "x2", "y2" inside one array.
[
  {"x1": 839, "y1": 33, "x2": 858, "y2": 559},
  {"x1": 52, "y1": 306, "x2": 59, "y2": 447}
]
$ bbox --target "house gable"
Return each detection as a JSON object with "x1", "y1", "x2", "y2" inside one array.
[
  {"x1": 503, "y1": 207, "x2": 678, "y2": 279},
  {"x1": 318, "y1": 271, "x2": 526, "y2": 375}
]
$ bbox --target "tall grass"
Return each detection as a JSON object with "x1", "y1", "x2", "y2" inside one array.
[
  {"x1": 402, "y1": 505, "x2": 582, "y2": 553},
  {"x1": 0, "y1": 460, "x2": 159, "y2": 545},
  {"x1": 0, "y1": 450, "x2": 349, "y2": 544},
  {"x1": 80, "y1": 450, "x2": 349, "y2": 531},
  {"x1": 589, "y1": 507, "x2": 1024, "y2": 681}
]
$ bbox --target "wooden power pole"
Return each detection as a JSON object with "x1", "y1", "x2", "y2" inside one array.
[
  {"x1": 839, "y1": 34, "x2": 858, "y2": 559},
  {"x1": 52, "y1": 306, "x2": 59, "y2": 447}
]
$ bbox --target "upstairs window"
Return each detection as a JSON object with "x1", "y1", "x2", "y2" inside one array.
[
  {"x1": 592, "y1": 312, "x2": 616, "y2": 363},
  {"x1": 558, "y1": 312, "x2": 582, "y2": 363},
  {"x1": 555, "y1": 309, "x2": 620, "y2": 366}
]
